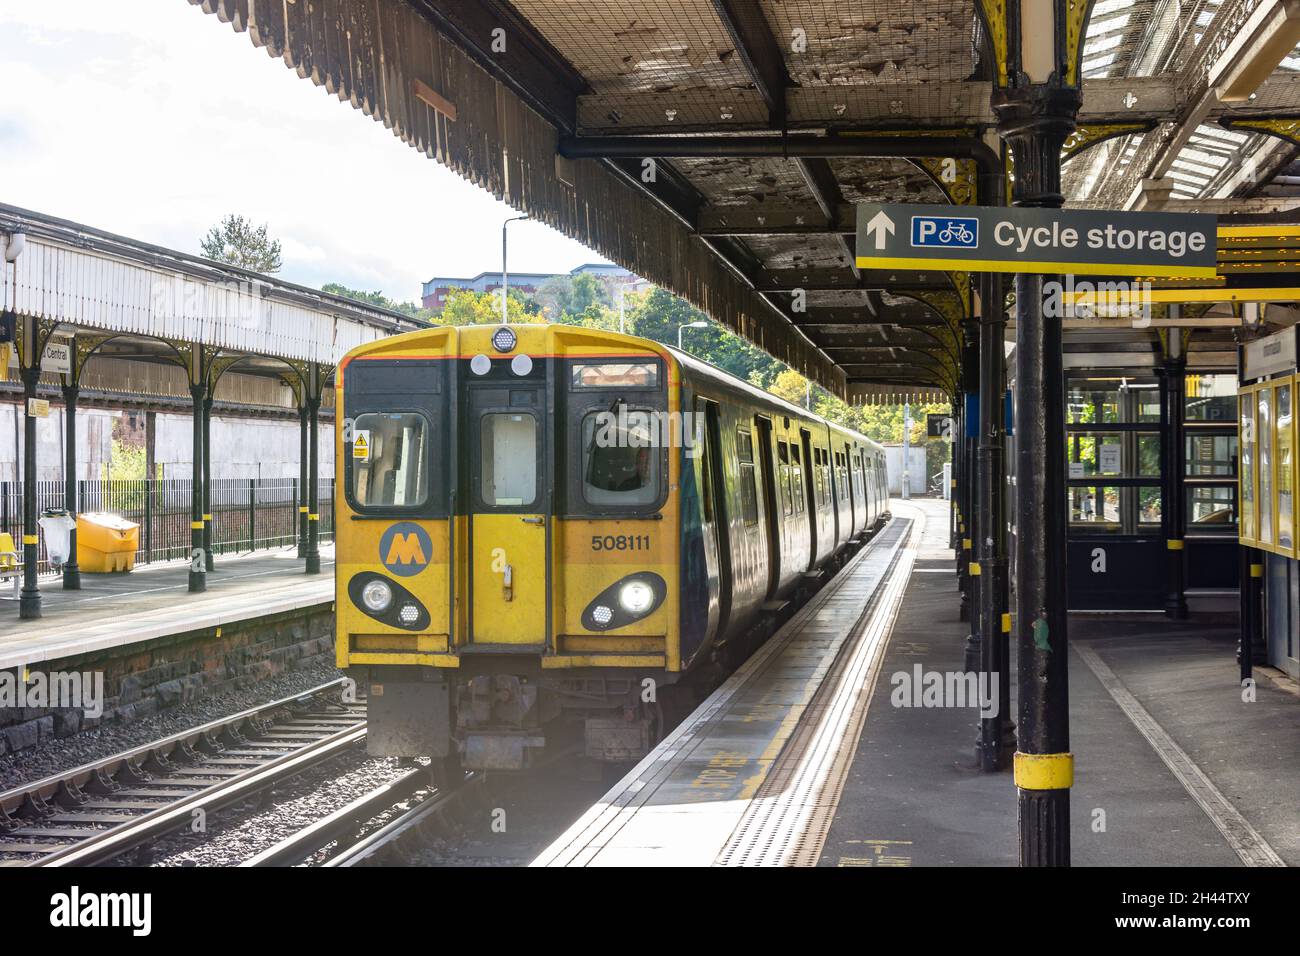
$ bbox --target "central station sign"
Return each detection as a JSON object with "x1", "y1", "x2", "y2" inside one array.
[{"x1": 855, "y1": 203, "x2": 1218, "y2": 278}]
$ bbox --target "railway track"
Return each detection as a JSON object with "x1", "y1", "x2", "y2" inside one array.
[
  {"x1": 0, "y1": 678, "x2": 366, "y2": 867},
  {"x1": 243, "y1": 770, "x2": 481, "y2": 867}
]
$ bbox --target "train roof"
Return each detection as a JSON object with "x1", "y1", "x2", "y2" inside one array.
[{"x1": 665, "y1": 342, "x2": 882, "y2": 453}]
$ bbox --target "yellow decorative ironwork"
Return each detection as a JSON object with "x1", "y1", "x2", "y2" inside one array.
[
  {"x1": 1061, "y1": 122, "x2": 1153, "y2": 161},
  {"x1": 1221, "y1": 118, "x2": 1300, "y2": 149},
  {"x1": 1063, "y1": 0, "x2": 1095, "y2": 88},
  {"x1": 977, "y1": 0, "x2": 1010, "y2": 87}
]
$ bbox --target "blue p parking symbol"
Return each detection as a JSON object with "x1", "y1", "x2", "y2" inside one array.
[{"x1": 912, "y1": 216, "x2": 979, "y2": 249}]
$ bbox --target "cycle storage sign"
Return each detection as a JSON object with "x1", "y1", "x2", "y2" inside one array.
[{"x1": 856, "y1": 203, "x2": 1218, "y2": 278}]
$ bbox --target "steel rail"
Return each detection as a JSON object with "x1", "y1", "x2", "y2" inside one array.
[
  {"x1": 243, "y1": 770, "x2": 479, "y2": 868},
  {"x1": 0, "y1": 677, "x2": 350, "y2": 822},
  {"x1": 34, "y1": 723, "x2": 367, "y2": 867}
]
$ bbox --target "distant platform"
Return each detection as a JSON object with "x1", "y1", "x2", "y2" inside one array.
[{"x1": 0, "y1": 547, "x2": 333, "y2": 671}]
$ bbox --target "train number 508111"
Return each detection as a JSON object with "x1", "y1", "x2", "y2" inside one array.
[{"x1": 591, "y1": 535, "x2": 652, "y2": 552}]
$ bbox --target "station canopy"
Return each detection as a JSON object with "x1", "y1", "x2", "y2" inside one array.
[{"x1": 194, "y1": 0, "x2": 1300, "y2": 403}]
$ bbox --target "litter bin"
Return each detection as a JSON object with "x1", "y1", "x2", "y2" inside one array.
[
  {"x1": 77, "y1": 512, "x2": 140, "y2": 573},
  {"x1": 38, "y1": 509, "x2": 77, "y2": 569}
]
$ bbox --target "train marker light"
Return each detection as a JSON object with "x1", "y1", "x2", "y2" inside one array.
[
  {"x1": 492, "y1": 327, "x2": 517, "y2": 352},
  {"x1": 362, "y1": 579, "x2": 393, "y2": 612},
  {"x1": 592, "y1": 605, "x2": 613, "y2": 626},
  {"x1": 470, "y1": 354, "x2": 491, "y2": 375},
  {"x1": 511, "y1": 353, "x2": 533, "y2": 376}
]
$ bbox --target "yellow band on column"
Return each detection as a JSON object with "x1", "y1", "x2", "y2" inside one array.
[
  {"x1": 962, "y1": 538, "x2": 971, "y2": 550},
  {"x1": 950, "y1": 479, "x2": 956, "y2": 489},
  {"x1": 22, "y1": 534, "x2": 38, "y2": 545},
  {"x1": 1251, "y1": 564, "x2": 1263, "y2": 577},
  {"x1": 309, "y1": 513, "x2": 319, "y2": 521},
  {"x1": 299, "y1": 506, "x2": 309, "y2": 513},
  {"x1": 1166, "y1": 539, "x2": 1183, "y2": 550},
  {"x1": 969, "y1": 561, "x2": 981, "y2": 575},
  {"x1": 191, "y1": 521, "x2": 204, "y2": 530},
  {"x1": 1014, "y1": 752, "x2": 1074, "y2": 790},
  {"x1": 1001, "y1": 612, "x2": 1012, "y2": 633},
  {"x1": 203, "y1": 513, "x2": 213, "y2": 522}
]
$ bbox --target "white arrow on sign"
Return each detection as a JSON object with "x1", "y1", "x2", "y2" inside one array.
[{"x1": 866, "y1": 210, "x2": 895, "y2": 250}]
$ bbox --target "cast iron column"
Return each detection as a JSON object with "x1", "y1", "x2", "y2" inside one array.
[
  {"x1": 995, "y1": 82, "x2": 1079, "y2": 866},
  {"x1": 297, "y1": 401, "x2": 309, "y2": 558},
  {"x1": 962, "y1": 322, "x2": 980, "y2": 658},
  {"x1": 18, "y1": 355, "x2": 41, "y2": 619},
  {"x1": 305, "y1": 388, "x2": 321, "y2": 575},
  {"x1": 188, "y1": 379, "x2": 206, "y2": 593},
  {"x1": 977, "y1": 271, "x2": 1015, "y2": 769},
  {"x1": 61, "y1": 380, "x2": 81, "y2": 590},
  {"x1": 1162, "y1": 332, "x2": 1188, "y2": 618},
  {"x1": 202, "y1": 393, "x2": 214, "y2": 570}
]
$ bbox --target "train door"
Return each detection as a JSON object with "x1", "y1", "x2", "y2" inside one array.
[
  {"x1": 467, "y1": 384, "x2": 548, "y2": 645},
  {"x1": 702, "y1": 400, "x2": 732, "y2": 637},
  {"x1": 800, "y1": 429, "x2": 818, "y2": 570},
  {"x1": 755, "y1": 415, "x2": 780, "y2": 598}
]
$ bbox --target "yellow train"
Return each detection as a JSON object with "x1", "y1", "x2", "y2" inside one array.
[{"x1": 335, "y1": 324, "x2": 888, "y2": 779}]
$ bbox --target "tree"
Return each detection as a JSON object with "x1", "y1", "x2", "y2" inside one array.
[
  {"x1": 439, "y1": 288, "x2": 540, "y2": 325},
  {"x1": 625, "y1": 287, "x2": 781, "y2": 383},
  {"x1": 200, "y1": 214, "x2": 283, "y2": 273}
]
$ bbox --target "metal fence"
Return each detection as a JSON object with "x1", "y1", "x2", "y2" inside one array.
[{"x1": 0, "y1": 477, "x2": 335, "y2": 575}]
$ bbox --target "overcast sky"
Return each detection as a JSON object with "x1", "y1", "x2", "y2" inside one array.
[{"x1": 0, "y1": 1, "x2": 610, "y2": 304}]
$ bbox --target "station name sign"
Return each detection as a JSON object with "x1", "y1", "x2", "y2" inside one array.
[{"x1": 855, "y1": 203, "x2": 1218, "y2": 278}]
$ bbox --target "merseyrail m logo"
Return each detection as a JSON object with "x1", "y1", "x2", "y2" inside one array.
[{"x1": 379, "y1": 522, "x2": 433, "y2": 577}]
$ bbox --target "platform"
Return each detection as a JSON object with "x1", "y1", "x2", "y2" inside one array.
[
  {"x1": 534, "y1": 498, "x2": 1300, "y2": 867},
  {"x1": 0, "y1": 547, "x2": 334, "y2": 671}
]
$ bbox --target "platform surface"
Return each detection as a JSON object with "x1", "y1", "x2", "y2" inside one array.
[
  {"x1": 0, "y1": 546, "x2": 334, "y2": 670},
  {"x1": 533, "y1": 512, "x2": 919, "y2": 867}
]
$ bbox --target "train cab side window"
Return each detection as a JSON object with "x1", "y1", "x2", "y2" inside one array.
[
  {"x1": 737, "y1": 425, "x2": 759, "y2": 526},
  {"x1": 778, "y1": 441, "x2": 793, "y2": 516},
  {"x1": 581, "y1": 411, "x2": 661, "y2": 507},
  {"x1": 350, "y1": 412, "x2": 429, "y2": 508}
]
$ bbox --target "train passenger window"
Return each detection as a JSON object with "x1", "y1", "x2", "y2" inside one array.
[
  {"x1": 581, "y1": 411, "x2": 660, "y2": 507},
  {"x1": 791, "y1": 444, "x2": 805, "y2": 514},
  {"x1": 481, "y1": 413, "x2": 537, "y2": 507},
  {"x1": 350, "y1": 412, "x2": 429, "y2": 508},
  {"x1": 737, "y1": 425, "x2": 759, "y2": 526},
  {"x1": 778, "y1": 441, "x2": 793, "y2": 516}
]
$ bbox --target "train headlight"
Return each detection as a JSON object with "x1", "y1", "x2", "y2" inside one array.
[
  {"x1": 618, "y1": 581, "x2": 655, "y2": 614},
  {"x1": 361, "y1": 579, "x2": 393, "y2": 613},
  {"x1": 582, "y1": 573, "x2": 666, "y2": 632}
]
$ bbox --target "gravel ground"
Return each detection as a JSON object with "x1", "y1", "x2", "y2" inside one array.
[
  {"x1": 0, "y1": 659, "x2": 345, "y2": 792},
  {"x1": 140, "y1": 749, "x2": 415, "y2": 867}
]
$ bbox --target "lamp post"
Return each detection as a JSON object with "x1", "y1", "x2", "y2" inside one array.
[
  {"x1": 501, "y1": 215, "x2": 529, "y2": 323},
  {"x1": 677, "y1": 320, "x2": 709, "y2": 352}
]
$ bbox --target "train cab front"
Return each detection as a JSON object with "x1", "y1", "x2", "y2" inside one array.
[{"x1": 335, "y1": 324, "x2": 683, "y2": 775}]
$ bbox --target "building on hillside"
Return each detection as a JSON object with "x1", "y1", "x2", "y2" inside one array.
[{"x1": 421, "y1": 262, "x2": 643, "y2": 312}]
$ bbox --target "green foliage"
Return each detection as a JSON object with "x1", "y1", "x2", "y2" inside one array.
[
  {"x1": 438, "y1": 288, "x2": 541, "y2": 325},
  {"x1": 322, "y1": 283, "x2": 434, "y2": 322},
  {"x1": 102, "y1": 439, "x2": 147, "y2": 481},
  {"x1": 200, "y1": 214, "x2": 283, "y2": 273},
  {"x1": 624, "y1": 288, "x2": 782, "y2": 383}
]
